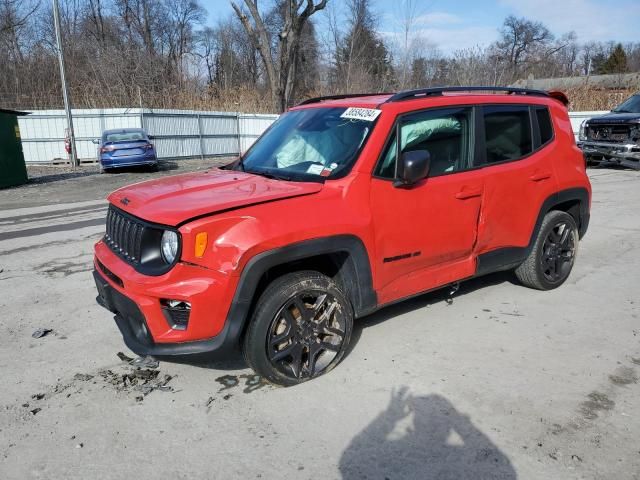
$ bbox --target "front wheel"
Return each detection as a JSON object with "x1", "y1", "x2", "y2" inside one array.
[
  {"x1": 243, "y1": 271, "x2": 353, "y2": 386},
  {"x1": 515, "y1": 210, "x2": 579, "y2": 290}
]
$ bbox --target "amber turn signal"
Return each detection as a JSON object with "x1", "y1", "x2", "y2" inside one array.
[{"x1": 194, "y1": 232, "x2": 208, "y2": 258}]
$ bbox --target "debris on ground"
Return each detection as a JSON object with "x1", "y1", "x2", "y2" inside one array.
[
  {"x1": 216, "y1": 375, "x2": 239, "y2": 391},
  {"x1": 31, "y1": 393, "x2": 45, "y2": 400},
  {"x1": 32, "y1": 328, "x2": 53, "y2": 339},
  {"x1": 214, "y1": 373, "x2": 270, "y2": 396},
  {"x1": 73, "y1": 373, "x2": 94, "y2": 382},
  {"x1": 116, "y1": 352, "x2": 134, "y2": 363},
  {"x1": 99, "y1": 368, "x2": 173, "y2": 399},
  {"x1": 445, "y1": 283, "x2": 460, "y2": 305},
  {"x1": 30, "y1": 408, "x2": 42, "y2": 415},
  {"x1": 130, "y1": 355, "x2": 159, "y2": 369}
]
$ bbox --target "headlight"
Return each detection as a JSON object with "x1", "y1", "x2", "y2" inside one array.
[
  {"x1": 161, "y1": 230, "x2": 179, "y2": 264},
  {"x1": 579, "y1": 120, "x2": 588, "y2": 141}
]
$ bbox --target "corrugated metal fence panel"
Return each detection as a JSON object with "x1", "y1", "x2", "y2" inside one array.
[
  {"x1": 17, "y1": 108, "x2": 278, "y2": 163},
  {"x1": 19, "y1": 109, "x2": 597, "y2": 162},
  {"x1": 19, "y1": 109, "x2": 142, "y2": 163},
  {"x1": 239, "y1": 114, "x2": 279, "y2": 152}
]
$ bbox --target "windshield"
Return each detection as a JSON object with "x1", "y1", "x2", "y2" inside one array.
[
  {"x1": 612, "y1": 95, "x2": 640, "y2": 113},
  {"x1": 239, "y1": 107, "x2": 378, "y2": 181}
]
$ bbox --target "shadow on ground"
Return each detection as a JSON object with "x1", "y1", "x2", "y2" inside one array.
[
  {"x1": 340, "y1": 388, "x2": 517, "y2": 479},
  {"x1": 347, "y1": 270, "x2": 517, "y2": 355},
  {"x1": 176, "y1": 271, "x2": 516, "y2": 373}
]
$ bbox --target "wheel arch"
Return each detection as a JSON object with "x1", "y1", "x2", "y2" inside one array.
[
  {"x1": 534, "y1": 187, "x2": 590, "y2": 241},
  {"x1": 224, "y1": 235, "x2": 377, "y2": 348}
]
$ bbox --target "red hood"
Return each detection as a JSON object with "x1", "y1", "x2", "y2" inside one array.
[{"x1": 108, "y1": 168, "x2": 323, "y2": 226}]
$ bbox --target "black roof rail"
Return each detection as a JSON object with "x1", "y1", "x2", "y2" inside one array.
[
  {"x1": 296, "y1": 92, "x2": 392, "y2": 106},
  {"x1": 386, "y1": 86, "x2": 550, "y2": 103}
]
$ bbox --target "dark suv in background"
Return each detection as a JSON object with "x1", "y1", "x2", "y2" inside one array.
[{"x1": 578, "y1": 93, "x2": 640, "y2": 170}]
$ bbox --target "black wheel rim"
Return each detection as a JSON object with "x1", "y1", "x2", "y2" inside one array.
[
  {"x1": 267, "y1": 291, "x2": 347, "y2": 380},
  {"x1": 541, "y1": 221, "x2": 577, "y2": 283}
]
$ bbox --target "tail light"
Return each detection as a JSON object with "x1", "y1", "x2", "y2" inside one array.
[
  {"x1": 144, "y1": 143, "x2": 154, "y2": 150},
  {"x1": 100, "y1": 145, "x2": 115, "y2": 153}
]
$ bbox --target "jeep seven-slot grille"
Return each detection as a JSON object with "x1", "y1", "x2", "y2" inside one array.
[{"x1": 105, "y1": 206, "x2": 145, "y2": 265}]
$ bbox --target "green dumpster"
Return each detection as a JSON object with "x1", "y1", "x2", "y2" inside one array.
[{"x1": 0, "y1": 108, "x2": 28, "y2": 189}]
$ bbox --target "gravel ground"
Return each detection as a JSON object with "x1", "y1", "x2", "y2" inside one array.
[
  {"x1": 0, "y1": 167, "x2": 639, "y2": 479},
  {"x1": 0, "y1": 157, "x2": 232, "y2": 210}
]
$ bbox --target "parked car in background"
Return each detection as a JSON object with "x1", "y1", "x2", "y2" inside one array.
[
  {"x1": 578, "y1": 93, "x2": 640, "y2": 170},
  {"x1": 94, "y1": 128, "x2": 158, "y2": 173}
]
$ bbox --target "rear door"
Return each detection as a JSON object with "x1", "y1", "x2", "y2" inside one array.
[
  {"x1": 370, "y1": 106, "x2": 484, "y2": 304},
  {"x1": 474, "y1": 104, "x2": 559, "y2": 261}
]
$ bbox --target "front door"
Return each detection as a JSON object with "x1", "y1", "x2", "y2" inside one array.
[{"x1": 370, "y1": 106, "x2": 483, "y2": 304}]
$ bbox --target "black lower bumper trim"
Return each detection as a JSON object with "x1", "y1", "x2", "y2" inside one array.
[{"x1": 93, "y1": 269, "x2": 239, "y2": 357}]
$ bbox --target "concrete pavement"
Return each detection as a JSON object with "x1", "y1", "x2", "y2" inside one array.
[{"x1": 0, "y1": 168, "x2": 639, "y2": 479}]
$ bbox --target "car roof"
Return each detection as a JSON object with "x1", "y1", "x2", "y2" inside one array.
[
  {"x1": 291, "y1": 87, "x2": 565, "y2": 110},
  {"x1": 103, "y1": 128, "x2": 146, "y2": 134}
]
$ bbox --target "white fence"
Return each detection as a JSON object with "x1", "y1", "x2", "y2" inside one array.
[
  {"x1": 17, "y1": 108, "x2": 605, "y2": 164},
  {"x1": 17, "y1": 108, "x2": 278, "y2": 164},
  {"x1": 569, "y1": 111, "x2": 607, "y2": 140}
]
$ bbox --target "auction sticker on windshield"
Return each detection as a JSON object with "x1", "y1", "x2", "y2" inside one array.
[{"x1": 340, "y1": 107, "x2": 382, "y2": 122}]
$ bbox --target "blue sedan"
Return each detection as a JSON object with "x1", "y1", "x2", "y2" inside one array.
[{"x1": 95, "y1": 128, "x2": 158, "y2": 173}]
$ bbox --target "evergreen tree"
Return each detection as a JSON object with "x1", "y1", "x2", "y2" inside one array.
[{"x1": 599, "y1": 43, "x2": 628, "y2": 74}]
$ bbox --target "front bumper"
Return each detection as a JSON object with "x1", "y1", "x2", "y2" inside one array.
[
  {"x1": 93, "y1": 240, "x2": 242, "y2": 356},
  {"x1": 578, "y1": 141, "x2": 640, "y2": 170}
]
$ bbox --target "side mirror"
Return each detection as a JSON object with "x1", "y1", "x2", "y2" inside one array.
[
  {"x1": 147, "y1": 135, "x2": 155, "y2": 140},
  {"x1": 394, "y1": 150, "x2": 431, "y2": 188},
  {"x1": 92, "y1": 138, "x2": 100, "y2": 145}
]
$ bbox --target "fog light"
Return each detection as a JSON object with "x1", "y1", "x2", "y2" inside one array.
[{"x1": 161, "y1": 299, "x2": 191, "y2": 330}]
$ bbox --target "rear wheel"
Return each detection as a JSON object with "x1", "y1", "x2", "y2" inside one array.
[
  {"x1": 515, "y1": 210, "x2": 579, "y2": 290},
  {"x1": 243, "y1": 271, "x2": 353, "y2": 386}
]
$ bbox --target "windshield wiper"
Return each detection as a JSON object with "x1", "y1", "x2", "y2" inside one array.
[
  {"x1": 246, "y1": 169, "x2": 292, "y2": 181},
  {"x1": 613, "y1": 109, "x2": 634, "y2": 113}
]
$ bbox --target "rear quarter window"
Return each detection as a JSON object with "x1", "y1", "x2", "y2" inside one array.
[{"x1": 535, "y1": 106, "x2": 554, "y2": 145}]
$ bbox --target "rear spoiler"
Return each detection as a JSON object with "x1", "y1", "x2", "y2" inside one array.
[{"x1": 547, "y1": 90, "x2": 569, "y2": 107}]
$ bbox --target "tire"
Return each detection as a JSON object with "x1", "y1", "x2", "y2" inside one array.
[
  {"x1": 243, "y1": 271, "x2": 353, "y2": 386},
  {"x1": 515, "y1": 210, "x2": 579, "y2": 290}
]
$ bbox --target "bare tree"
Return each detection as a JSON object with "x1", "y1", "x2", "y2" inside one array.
[
  {"x1": 495, "y1": 15, "x2": 553, "y2": 81},
  {"x1": 230, "y1": 0, "x2": 327, "y2": 112}
]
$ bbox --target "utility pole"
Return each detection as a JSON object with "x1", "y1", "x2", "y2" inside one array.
[{"x1": 52, "y1": 0, "x2": 77, "y2": 168}]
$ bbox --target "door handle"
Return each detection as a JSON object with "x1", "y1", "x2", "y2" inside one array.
[
  {"x1": 529, "y1": 171, "x2": 552, "y2": 182},
  {"x1": 455, "y1": 188, "x2": 482, "y2": 200}
]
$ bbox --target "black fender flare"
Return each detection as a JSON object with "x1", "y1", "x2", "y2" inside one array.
[{"x1": 223, "y1": 235, "x2": 377, "y2": 348}]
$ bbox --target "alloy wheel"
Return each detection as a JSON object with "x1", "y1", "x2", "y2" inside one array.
[
  {"x1": 267, "y1": 291, "x2": 347, "y2": 380},
  {"x1": 541, "y1": 221, "x2": 577, "y2": 283}
]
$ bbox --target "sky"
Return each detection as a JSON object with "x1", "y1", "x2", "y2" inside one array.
[{"x1": 201, "y1": 0, "x2": 640, "y2": 54}]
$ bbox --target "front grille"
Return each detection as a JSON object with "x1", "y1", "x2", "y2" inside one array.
[
  {"x1": 588, "y1": 125, "x2": 631, "y2": 143},
  {"x1": 105, "y1": 206, "x2": 146, "y2": 265}
]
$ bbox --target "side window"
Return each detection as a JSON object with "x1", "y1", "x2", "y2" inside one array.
[
  {"x1": 535, "y1": 106, "x2": 554, "y2": 146},
  {"x1": 374, "y1": 107, "x2": 473, "y2": 178},
  {"x1": 483, "y1": 105, "x2": 532, "y2": 163}
]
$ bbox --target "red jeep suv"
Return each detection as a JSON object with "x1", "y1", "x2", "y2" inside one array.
[{"x1": 94, "y1": 87, "x2": 591, "y2": 385}]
